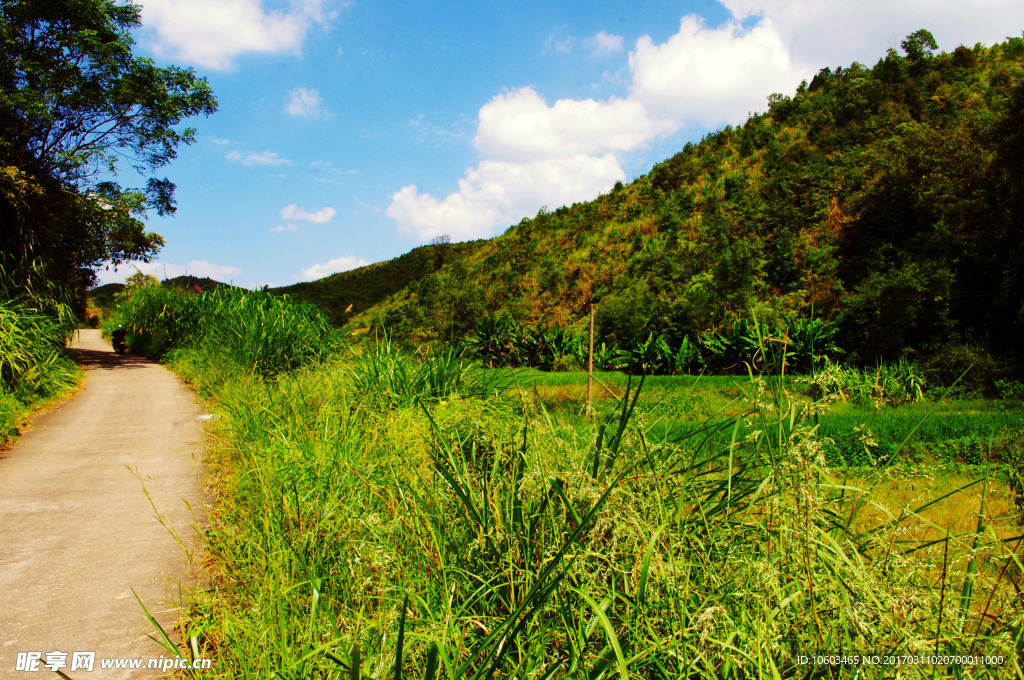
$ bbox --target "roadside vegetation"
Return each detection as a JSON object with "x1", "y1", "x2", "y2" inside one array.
[
  {"x1": 111, "y1": 284, "x2": 1024, "y2": 679},
  {"x1": 0, "y1": 266, "x2": 82, "y2": 445}
]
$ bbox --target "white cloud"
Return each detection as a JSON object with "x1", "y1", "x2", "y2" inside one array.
[
  {"x1": 139, "y1": 0, "x2": 331, "y2": 70},
  {"x1": 285, "y1": 87, "x2": 327, "y2": 118},
  {"x1": 271, "y1": 223, "x2": 301, "y2": 233},
  {"x1": 629, "y1": 15, "x2": 801, "y2": 126},
  {"x1": 588, "y1": 31, "x2": 624, "y2": 56},
  {"x1": 475, "y1": 87, "x2": 671, "y2": 162},
  {"x1": 545, "y1": 33, "x2": 574, "y2": 54},
  {"x1": 209, "y1": 136, "x2": 231, "y2": 145},
  {"x1": 388, "y1": 2, "x2": 1024, "y2": 243},
  {"x1": 280, "y1": 204, "x2": 336, "y2": 223},
  {"x1": 227, "y1": 150, "x2": 290, "y2": 166},
  {"x1": 387, "y1": 155, "x2": 624, "y2": 242},
  {"x1": 388, "y1": 86, "x2": 662, "y2": 241},
  {"x1": 719, "y1": 0, "x2": 1024, "y2": 71},
  {"x1": 94, "y1": 260, "x2": 242, "y2": 285},
  {"x1": 299, "y1": 255, "x2": 370, "y2": 281}
]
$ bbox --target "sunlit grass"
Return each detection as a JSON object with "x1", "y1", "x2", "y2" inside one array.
[
  {"x1": 0, "y1": 297, "x2": 81, "y2": 443},
  {"x1": 111, "y1": 288, "x2": 1024, "y2": 678}
]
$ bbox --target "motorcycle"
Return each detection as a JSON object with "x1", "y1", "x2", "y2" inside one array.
[{"x1": 112, "y1": 330, "x2": 127, "y2": 354}]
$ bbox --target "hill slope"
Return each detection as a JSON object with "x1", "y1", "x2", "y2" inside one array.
[
  {"x1": 348, "y1": 33, "x2": 1024, "y2": 368},
  {"x1": 271, "y1": 241, "x2": 484, "y2": 326}
]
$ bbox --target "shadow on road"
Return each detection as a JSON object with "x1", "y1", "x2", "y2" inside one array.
[{"x1": 68, "y1": 347, "x2": 152, "y2": 371}]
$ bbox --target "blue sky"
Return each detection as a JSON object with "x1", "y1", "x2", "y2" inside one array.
[{"x1": 96, "y1": 0, "x2": 1024, "y2": 288}]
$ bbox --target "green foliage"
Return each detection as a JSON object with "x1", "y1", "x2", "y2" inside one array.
[
  {"x1": 901, "y1": 29, "x2": 939, "y2": 62},
  {"x1": 351, "y1": 337, "x2": 504, "y2": 409},
  {"x1": 0, "y1": 298, "x2": 78, "y2": 401},
  {"x1": 115, "y1": 271, "x2": 160, "y2": 303},
  {"x1": 469, "y1": 311, "x2": 843, "y2": 378},
  {"x1": 1005, "y1": 430, "x2": 1024, "y2": 522},
  {"x1": 345, "y1": 32, "x2": 1024, "y2": 381},
  {"x1": 802, "y1": 356, "x2": 927, "y2": 407},
  {"x1": 468, "y1": 314, "x2": 585, "y2": 371},
  {"x1": 995, "y1": 379, "x2": 1024, "y2": 401},
  {"x1": 113, "y1": 285, "x2": 337, "y2": 377},
  {"x1": 594, "y1": 281, "x2": 656, "y2": 349},
  {"x1": 112, "y1": 283, "x2": 201, "y2": 358},
  {"x1": 0, "y1": 0, "x2": 217, "y2": 302},
  {"x1": 0, "y1": 266, "x2": 81, "y2": 442}
]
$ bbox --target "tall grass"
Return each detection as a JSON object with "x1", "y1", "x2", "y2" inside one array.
[
  {"x1": 0, "y1": 275, "x2": 81, "y2": 442},
  {"x1": 139, "y1": 350, "x2": 1020, "y2": 677},
  {"x1": 352, "y1": 336, "x2": 507, "y2": 408},
  {"x1": 114, "y1": 286, "x2": 338, "y2": 378},
  {"x1": 111, "y1": 290, "x2": 1024, "y2": 677}
]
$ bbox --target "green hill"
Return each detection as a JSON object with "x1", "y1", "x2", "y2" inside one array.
[
  {"x1": 87, "y1": 283, "x2": 125, "y2": 311},
  {"x1": 270, "y1": 240, "x2": 484, "y2": 326},
  {"x1": 163, "y1": 275, "x2": 232, "y2": 293},
  {"x1": 342, "y1": 32, "x2": 1024, "y2": 373}
]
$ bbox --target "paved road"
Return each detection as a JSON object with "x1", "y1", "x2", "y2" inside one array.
[{"x1": 0, "y1": 330, "x2": 207, "y2": 679}]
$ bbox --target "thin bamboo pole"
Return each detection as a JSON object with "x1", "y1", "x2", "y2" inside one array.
[{"x1": 587, "y1": 302, "x2": 595, "y2": 416}]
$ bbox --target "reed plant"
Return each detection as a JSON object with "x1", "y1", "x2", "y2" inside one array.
[
  {"x1": 114, "y1": 285, "x2": 338, "y2": 377},
  {"x1": 0, "y1": 290, "x2": 81, "y2": 441}
]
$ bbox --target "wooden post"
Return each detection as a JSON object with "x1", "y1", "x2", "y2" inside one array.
[{"x1": 587, "y1": 302, "x2": 595, "y2": 416}]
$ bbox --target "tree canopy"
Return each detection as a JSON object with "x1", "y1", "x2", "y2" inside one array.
[{"x1": 0, "y1": 0, "x2": 216, "y2": 300}]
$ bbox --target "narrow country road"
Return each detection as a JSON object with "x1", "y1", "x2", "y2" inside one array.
[{"x1": 0, "y1": 330, "x2": 207, "y2": 679}]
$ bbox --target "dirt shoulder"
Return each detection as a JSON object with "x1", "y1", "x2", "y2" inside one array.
[{"x1": 0, "y1": 329, "x2": 207, "y2": 679}]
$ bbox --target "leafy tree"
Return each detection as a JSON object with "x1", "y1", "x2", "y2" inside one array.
[
  {"x1": 114, "y1": 270, "x2": 159, "y2": 302},
  {"x1": 0, "y1": 0, "x2": 217, "y2": 303},
  {"x1": 901, "y1": 29, "x2": 938, "y2": 62}
]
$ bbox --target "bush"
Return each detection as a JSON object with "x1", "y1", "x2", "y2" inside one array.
[
  {"x1": 920, "y1": 342, "x2": 1002, "y2": 395},
  {"x1": 801, "y1": 357, "x2": 926, "y2": 407},
  {"x1": 995, "y1": 379, "x2": 1024, "y2": 401}
]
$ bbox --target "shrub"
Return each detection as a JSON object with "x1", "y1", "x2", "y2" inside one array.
[
  {"x1": 920, "y1": 342, "x2": 1002, "y2": 395},
  {"x1": 802, "y1": 357, "x2": 926, "y2": 406}
]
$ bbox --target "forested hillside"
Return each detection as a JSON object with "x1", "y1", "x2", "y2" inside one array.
[
  {"x1": 273, "y1": 240, "x2": 483, "y2": 326},
  {"x1": 350, "y1": 32, "x2": 1023, "y2": 374}
]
